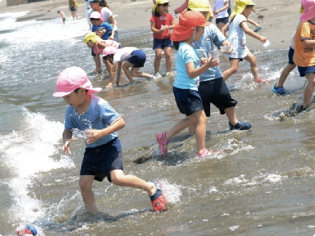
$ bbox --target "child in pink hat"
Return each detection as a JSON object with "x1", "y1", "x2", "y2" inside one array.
[
  {"x1": 53, "y1": 66, "x2": 167, "y2": 213},
  {"x1": 292, "y1": 0, "x2": 315, "y2": 112}
]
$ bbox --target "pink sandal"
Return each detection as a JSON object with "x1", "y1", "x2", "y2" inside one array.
[
  {"x1": 156, "y1": 132, "x2": 169, "y2": 156},
  {"x1": 196, "y1": 149, "x2": 209, "y2": 158}
]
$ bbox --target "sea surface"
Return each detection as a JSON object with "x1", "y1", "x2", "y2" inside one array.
[{"x1": 0, "y1": 12, "x2": 314, "y2": 236}]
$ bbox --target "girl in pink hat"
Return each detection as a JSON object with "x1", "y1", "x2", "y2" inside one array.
[
  {"x1": 292, "y1": 0, "x2": 315, "y2": 113},
  {"x1": 156, "y1": 11, "x2": 219, "y2": 158},
  {"x1": 53, "y1": 66, "x2": 167, "y2": 213}
]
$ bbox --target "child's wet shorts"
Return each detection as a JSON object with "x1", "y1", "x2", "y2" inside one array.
[
  {"x1": 216, "y1": 17, "x2": 229, "y2": 24},
  {"x1": 80, "y1": 138, "x2": 123, "y2": 182},
  {"x1": 198, "y1": 77, "x2": 238, "y2": 117},
  {"x1": 70, "y1": 6, "x2": 77, "y2": 11},
  {"x1": 297, "y1": 65, "x2": 315, "y2": 77},
  {"x1": 153, "y1": 38, "x2": 173, "y2": 49},
  {"x1": 288, "y1": 47, "x2": 295, "y2": 65},
  {"x1": 173, "y1": 86, "x2": 203, "y2": 116},
  {"x1": 229, "y1": 57, "x2": 243, "y2": 62},
  {"x1": 127, "y1": 50, "x2": 146, "y2": 67}
]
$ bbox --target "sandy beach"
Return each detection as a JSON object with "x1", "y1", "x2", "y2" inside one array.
[{"x1": 0, "y1": 0, "x2": 300, "y2": 49}]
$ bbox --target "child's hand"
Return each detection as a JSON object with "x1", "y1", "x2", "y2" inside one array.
[
  {"x1": 200, "y1": 57, "x2": 208, "y2": 65},
  {"x1": 85, "y1": 129, "x2": 101, "y2": 144},
  {"x1": 63, "y1": 139, "x2": 76, "y2": 155},
  {"x1": 260, "y1": 36, "x2": 267, "y2": 43},
  {"x1": 206, "y1": 57, "x2": 219, "y2": 68}
]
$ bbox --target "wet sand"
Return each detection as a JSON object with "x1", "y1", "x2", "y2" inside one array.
[{"x1": 0, "y1": 0, "x2": 300, "y2": 49}]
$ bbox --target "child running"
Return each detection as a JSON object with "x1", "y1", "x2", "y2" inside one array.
[
  {"x1": 222, "y1": 0, "x2": 268, "y2": 83},
  {"x1": 102, "y1": 46, "x2": 155, "y2": 86},
  {"x1": 53, "y1": 67, "x2": 166, "y2": 214},
  {"x1": 292, "y1": 0, "x2": 315, "y2": 113},
  {"x1": 192, "y1": 3, "x2": 252, "y2": 131},
  {"x1": 84, "y1": 32, "x2": 120, "y2": 88},
  {"x1": 156, "y1": 11, "x2": 218, "y2": 157},
  {"x1": 150, "y1": 0, "x2": 175, "y2": 78}
]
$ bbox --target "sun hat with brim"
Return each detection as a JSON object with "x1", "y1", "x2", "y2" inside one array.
[
  {"x1": 90, "y1": 11, "x2": 101, "y2": 19},
  {"x1": 230, "y1": 0, "x2": 256, "y2": 19},
  {"x1": 188, "y1": 0, "x2": 212, "y2": 19},
  {"x1": 84, "y1": 32, "x2": 102, "y2": 44},
  {"x1": 102, "y1": 46, "x2": 118, "y2": 57},
  {"x1": 153, "y1": 0, "x2": 169, "y2": 14},
  {"x1": 171, "y1": 11, "x2": 208, "y2": 41},
  {"x1": 53, "y1": 67, "x2": 101, "y2": 97},
  {"x1": 300, "y1": 0, "x2": 315, "y2": 22}
]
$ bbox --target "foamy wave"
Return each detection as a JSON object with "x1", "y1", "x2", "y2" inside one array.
[
  {"x1": 159, "y1": 180, "x2": 182, "y2": 204},
  {"x1": 224, "y1": 173, "x2": 286, "y2": 187}
]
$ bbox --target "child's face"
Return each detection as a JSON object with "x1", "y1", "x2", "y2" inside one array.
[
  {"x1": 158, "y1": 3, "x2": 169, "y2": 15},
  {"x1": 90, "y1": 1, "x2": 100, "y2": 11},
  {"x1": 193, "y1": 26, "x2": 205, "y2": 42},
  {"x1": 87, "y1": 41, "x2": 95, "y2": 48},
  {"x1": 243, "y1": 5, "x2": 255, "y2": 16},
  {"x1": 90, "y1": 18, "x2": 101, "y2": 26},
  {"x1": 63, "y1": 89, "x2": 84, "y2": 107}
]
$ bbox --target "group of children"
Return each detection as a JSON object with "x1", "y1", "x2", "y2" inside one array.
[{"x1": 52, "y1": 0, "x2": 315, "y2": 215}]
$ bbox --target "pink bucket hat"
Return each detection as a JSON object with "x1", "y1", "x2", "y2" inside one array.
[
  {"x1": 102, "y1": 46, "x2": 118, "y2": 57},
  {"x1": 90, "y1": 11, "x2": 101, "y2": 19},
  {"x1": 53, "y1": 67, "x2": 101, "y2": 97},
  {"x1": 300, "y1": 0, "x2": 315, "y2": 22}
]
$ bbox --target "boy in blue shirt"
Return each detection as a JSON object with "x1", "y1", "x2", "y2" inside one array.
[
  {"x1": 53, "y1": 67, "x2": 166, "y2": 214},
  {"x1": 90, "y1": 11, "x2": 113, "y2": 40}
]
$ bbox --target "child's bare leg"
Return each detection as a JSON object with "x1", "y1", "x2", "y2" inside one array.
[
  {"x1": 93, "y1": 55, "x2": 101, "y2": 73},
  {"x1": 277, "y1": 64, "x2": 296, "y2": 87},
  {"x1": 79, "y1": 175, "x2": 98, "y2": 214},
  {"x1": 225, "y1": 106, "x2": 238, "y2": 125},
  {"x1": 166, "y1": 116, "x2": 196, "y2": 141},
  {"x1": 192, "y1": 110, "x2": 207, "y2": 154},
  {"x1": 104, "y1": 59, "x2": 115, "y2": 88},
  {"x1": 154, "y1": 48, "x2": 163, "y2": 74},
  {"x1": 164, "y1": 47, "x2": 172, "y2": 73},
  {"x1": 244, "y1": 52, "x2": 261, "y2": 82},
  {"x1": 122, "y1": 61, "x2": 134, "y2": 83},
  {"x1": 110, "y1": 169, "x2": 156, "y2": 196},
  {"x1": 303, "y1": 73, "x2": 315, "y2": 107},
  {"x1": 222, "y1": 59, "x2": 240, "y2": 80}
]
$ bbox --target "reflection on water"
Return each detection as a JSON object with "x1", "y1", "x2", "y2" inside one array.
[{"x1": 0, "y1": 13, "x2": 314, "y2": 236}]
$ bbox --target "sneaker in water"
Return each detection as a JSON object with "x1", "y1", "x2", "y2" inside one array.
[
  {"x1": 272, "y1": 84, "x2": 286, "y2": 95},
  {"x1": 154, "y1": 72, "x2": 162, "y2": 79},
  {"x1": 229, "y1": 121, "x2": 252, "y2": 130},
  {"x1": 150, "y1": 181, "x2": 167, "y2": 212},
  {"x1": 295, "y1": 103, "x2": 306, "y2": 114}
]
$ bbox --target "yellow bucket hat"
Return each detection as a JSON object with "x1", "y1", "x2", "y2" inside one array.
[
  {"x1": 230, "y1": 0, "x2": 256, "y2": 19},
  {"x1": 153, "y1": 0, "x2": 169, "y2": 14},
  {"x1": 84, "y1": 32, "x2": 102, "y2": 44},
  {"x1": 188, "y1": 0, "x2": 212, "y2": 19}
]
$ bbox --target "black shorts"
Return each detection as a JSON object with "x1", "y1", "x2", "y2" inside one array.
[
  {"x1": 216, "y1": 17, "x2": 229, "y2": 24},
  {"x1": 80, "y1": 138, "x2": 123, "y2": 182},
  {"x1": 198, "y1": 77, "x2": 238, "y2": 117},
  {"x1": 173, "y1": 87, "x2": 203, "y2": 116},
  {"x1": 288, "y1": 47, "x2": 295, "y2": 65}
]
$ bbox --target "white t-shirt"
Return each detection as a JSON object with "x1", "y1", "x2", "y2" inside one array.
[
  {"x1": 228, "y1": 14, "x2": 249, "y2": 58},
  {"x1": 215, "y1": 0, "x2": 229, "y2": 19},
  {"x1": 113, "y1": 47, "x2": 137, "y2": 63},
  {"x1": 101, "y1": 7, "x2": 117, "y2": 31}
]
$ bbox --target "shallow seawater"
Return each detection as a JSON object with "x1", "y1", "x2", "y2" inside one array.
[{"x1": 0, "y1": 13, "x2": 314, "y2": 236}]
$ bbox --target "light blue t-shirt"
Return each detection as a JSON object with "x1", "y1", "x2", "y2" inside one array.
[
  {"x1": 65, "y1": 95, "x2": 120, "y2": 148},
  {"x1": 228, "y1": 14, "x2": 249, "y2": 58},
  {"x1": 173, "y1": 42, "x2": 201, "y2": 91},
  {"x1": 194, "y1": 24, "x2": 226, "y2": 82}
]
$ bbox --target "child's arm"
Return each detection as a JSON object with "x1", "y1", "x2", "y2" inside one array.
[
  {"x1": 186, "y1": 58, "x2": 219, "y2": 78},
  {"x1": 247, "y1": 18, "x2": 260, "y2": 27},
  {"x1": 85, "y1": 117, "x2": 126, "y2": 144},
  {"x1": 63, "y1": 129, "x2": 75, "y2": 155},
  {"x1": 241, "y1": 21, "x2": 266, "y2": 43},
  {"x1": 303, "y1": 39, "x2": 315, "y2": 48},
  {"x1": 214, "y1": 1, "x2": 229, "y2": 15},
  {"x1": 151, "y1": 21, "x2": 164, "y2": 33}
]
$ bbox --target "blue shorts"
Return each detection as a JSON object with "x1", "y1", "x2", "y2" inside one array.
[
  {"x1": 216, "y1": 17, "x2": 229, "y2": 24},
  {"x1": 173, "y1": 87, "x2": 203, "y2": 116},
  {"x1": 198, "y1": 77, "x2": 238, "y2": 117},
  {"x1": 153, "y1": 38, "x2": 172, "y2": 49},
  {"x1": 297, "y1": 66, "x2": 315, "y2": 77},
  {"x1": 288, "y1": 47, "x2": 295, "y2": 65},
  {"x1": 80, "y1": 138, "x2": 123, "y2": 182},
  {"x1": 127, "y1": 50, "x2": 146, "y2": 67},
  {"x1": 229, "y1": 58, "x2": 243, "y2": 62}
]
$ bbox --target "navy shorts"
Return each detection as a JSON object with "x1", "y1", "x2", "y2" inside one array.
[
  {"x1": 173, "y1": 87, "x2": 204, "y2": 116},
  {"x1": 229, "y1": 57, "x2": 243, "y2": 62},
  {"x1": 288, "y1": 47, "x2": 295, "y2": 65},
  {"x1": 153, "y1": 38, "x2": 172, "y2": 49},
  {"x1": 80, "y1": 138, "x2": 123, "y2": 182},
  {"x1": 198, "y1": 77, "x2": 238, "y2": 117},
  {"x1": 127, "y1": 50, "x2": 146, "y2": 67},
  {"x1": 297, "y1": 66, "x2": 315, "y2": 77},
  {"x1": 216, "y1": 17, "x2": 229, "y2": 24}
]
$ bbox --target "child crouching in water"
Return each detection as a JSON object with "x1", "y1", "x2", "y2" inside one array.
[
  {"x1": 102, "y1": 46, "x2": 155, "y2": 86},
  {"x1": 84, "y1": 32, "x2": 120, "y2": 88},
  {"x1": 156, "y1": 11, "x2": 219, "y2": 157},
  {"x1": 292, "y1": 0, "x2": 315, "y2": 113},
  {"x1": 53, "y1": 67, "x2": 166, "y2": 213}
]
